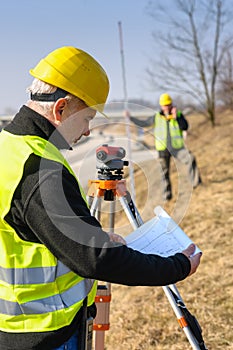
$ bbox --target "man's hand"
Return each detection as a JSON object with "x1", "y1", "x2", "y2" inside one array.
[
  {"x1": 182, "y1": 244, "x2": 202, "y2": 277},
  {"x1": 108, "y1": 232, "x2": 126, "y2": 245},
  {"x1": 170, "y1": 106, "x2": 177, "y2": 119}
]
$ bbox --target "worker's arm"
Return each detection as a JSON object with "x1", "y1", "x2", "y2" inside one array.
[
  {"x1": 8, "y1": 157, "x2": 199, "y2": 287},
  {"x1": 124, "y1": 110, "x2": 154, "y2": 127}
]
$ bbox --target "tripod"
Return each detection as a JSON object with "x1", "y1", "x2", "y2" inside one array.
[{"x1": 86, "y1": 147, "x2": 207, "y2": 350}]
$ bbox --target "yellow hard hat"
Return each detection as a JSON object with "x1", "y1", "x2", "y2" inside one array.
[
  {"x1": 30, "y1": 46, "x2": 110, "y2": 116},
  {"x1": 159, "y1": 93, "x2": 172, "y2": 106}
]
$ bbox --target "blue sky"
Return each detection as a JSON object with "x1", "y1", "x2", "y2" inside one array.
[{"x1": 0, "y1": 0, "x2": 160, "y2": 114}]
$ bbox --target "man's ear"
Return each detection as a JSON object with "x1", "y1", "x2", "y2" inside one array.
[{"x1": 53, "y1": 98, "x2": 68, "y2": 124}]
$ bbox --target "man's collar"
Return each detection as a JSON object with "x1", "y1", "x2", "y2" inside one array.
[{"x1": 5, "y1": 105, "x2": 71, "y2": 150}]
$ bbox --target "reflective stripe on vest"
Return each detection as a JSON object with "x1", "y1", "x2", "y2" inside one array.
[
  {"x1": 154, "y1": 111, "x2": 184, "y2": 151},
  {"x1": 0, "y1": 130, "x2": 97, "y2": 332},
  {"x1": 0, "y1": 278, "x2": 94, "y2": 316}
]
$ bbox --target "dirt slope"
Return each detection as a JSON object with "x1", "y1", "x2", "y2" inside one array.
[{"x1": 96, "y1": 110, "x2": 233, "y2": 350}]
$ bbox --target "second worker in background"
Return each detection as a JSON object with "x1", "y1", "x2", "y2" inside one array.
[{"x1": 126, "y1": 93, "x2": 202, "y2": 200}]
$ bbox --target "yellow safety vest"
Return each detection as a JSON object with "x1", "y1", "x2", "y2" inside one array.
[
  {"x1": 0, "y1": 130, "x2": 97, "y2": 333},
  {"x1": 154, "y1": 111, "x2": 184, "y2": 151}
]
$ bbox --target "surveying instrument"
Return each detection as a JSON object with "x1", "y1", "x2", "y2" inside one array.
[{"x1": 86, "y1": 144, "x2": 207, "y2": 350}]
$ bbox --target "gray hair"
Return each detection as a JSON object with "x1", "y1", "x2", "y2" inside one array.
[{"x1": 26, "y1": 79, "x2": 82, "y2": 114}]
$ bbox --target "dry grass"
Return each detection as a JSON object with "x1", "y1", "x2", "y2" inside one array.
[{"x1": 94, "y1": 111, "x2": 233, "y2": 349}]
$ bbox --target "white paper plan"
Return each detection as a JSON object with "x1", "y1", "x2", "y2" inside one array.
[{"x1": 125, "y1": 206, "x2": 201, "y2": 257}]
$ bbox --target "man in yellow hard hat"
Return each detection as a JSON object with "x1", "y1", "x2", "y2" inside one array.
[
  {"x1": 0, "y1": 48, "x2": 202, "y2": 350},
  {"x1": 126, "y1": 93, "x2": 202, "y2": 200}
]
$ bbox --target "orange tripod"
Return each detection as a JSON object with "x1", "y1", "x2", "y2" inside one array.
[
  {"x1": 85, "y1": 145, "x2": 207, "y2": 350},
  {"x1": 87, "y1": 178, "x2": 143, "y2": 230}
]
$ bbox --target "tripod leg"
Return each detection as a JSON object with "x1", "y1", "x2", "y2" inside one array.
[
  {"x1": 94, "y1": 283, "x2": 111, "y2": 350},
  {"x1": 109, "y1": 200, "x2": 116, "y2": 231},
  {"x1": 89, "y1": 196, "x2": 102, "y2": 220},
  {"x1": 87, "y1": 195, "x2": 93, "y2": 208},
  {"x1": 94, "y1": 331, "x2": 105, "y2": 350},
  {"x1": 119, "y1": 191, "x2": 144, "y2": 229},
  {"x1": 162, "y1": 285, "x2": 202, "y2": 350}
]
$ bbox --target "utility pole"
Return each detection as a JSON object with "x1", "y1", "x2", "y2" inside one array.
[{"x1": 118, "y1": 20, "x2": 136, "y2": 202}]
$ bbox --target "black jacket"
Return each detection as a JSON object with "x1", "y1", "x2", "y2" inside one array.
[{"x1": 1, "y1": 105, "x2": 190, "y2": 350}]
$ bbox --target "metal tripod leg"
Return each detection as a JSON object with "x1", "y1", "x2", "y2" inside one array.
[
  {"x1": 118, "y1": 191, "x2": 144, "y2": 229},
  {"x1": 88, "y1": 196, "x2": 102, "y2": 220},
  {"x1": 162, "y1": 285, "x2": 203, "y2": 349},
  {"x1": 88, "y1": 195, "x2": 115, "y2": 350}
]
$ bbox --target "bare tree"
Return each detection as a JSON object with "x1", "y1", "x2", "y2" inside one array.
[
  {"x1": 217, "y1": 50, "x2": 233, "y2": 109},
  {"x1": 146, "y1": 0, "x2": 233, "y2": 126}
]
